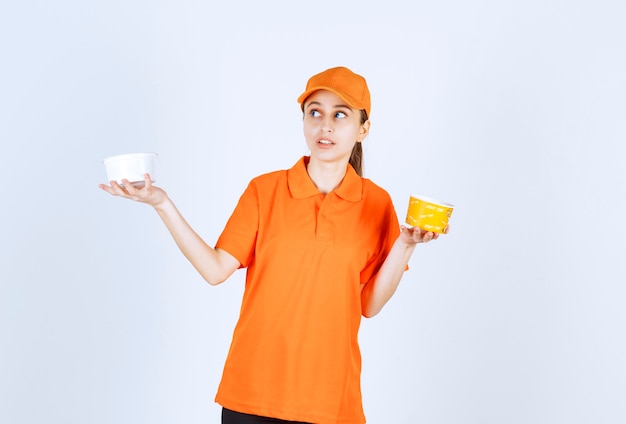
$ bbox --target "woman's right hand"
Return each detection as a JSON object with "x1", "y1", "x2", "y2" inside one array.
[{"x1": 99, "y1": 173, "x2": 167, "y2": 207}]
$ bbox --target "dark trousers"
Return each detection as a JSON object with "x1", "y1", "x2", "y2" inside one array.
[{"x1": 222, "y1": 408, "x2": 312, "y2": 424}]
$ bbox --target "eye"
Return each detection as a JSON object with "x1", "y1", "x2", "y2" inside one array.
[
  {"x1": 310, "y1": 110, "x2": 321, "y2": 118},
  {"x1": 335, "y1": 111, "x2": 347, "y2": 119}
]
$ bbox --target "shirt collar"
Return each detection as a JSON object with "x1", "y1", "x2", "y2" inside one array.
[{"x1": 287, "y1": 156, "x2": 363, "y2": 202}]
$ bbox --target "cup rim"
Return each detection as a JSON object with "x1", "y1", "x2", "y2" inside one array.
[
  {"x1": 103, "y1": 152, "x2": 158, "y2": 164},
  {"x1": 410, "y1": 194, "x2": 454, "y2": 208}
]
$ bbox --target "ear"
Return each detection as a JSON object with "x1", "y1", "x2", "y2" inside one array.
[{"x1": 357, "y1": 120, "x2": 370, "y2": 142}]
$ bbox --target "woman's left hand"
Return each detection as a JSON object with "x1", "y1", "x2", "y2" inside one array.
[{"x1": 399, "y1": 225, "x2": 447, "y2": 245}]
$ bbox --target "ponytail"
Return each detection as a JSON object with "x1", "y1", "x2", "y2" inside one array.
[
  {"x1": 349, "y1": 143, "x2": 363, "y2": 177},
  {"x1": 349, "y1": 110, "x2": 369, "y2": 177}
]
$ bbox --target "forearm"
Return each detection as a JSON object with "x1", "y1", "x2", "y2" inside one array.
[
  {"x1": 153, "y1": 197, "x2": 238, "y2": 285},
  {"x1": 361, "y1": 238, "x2": 416, "y2": 318}
]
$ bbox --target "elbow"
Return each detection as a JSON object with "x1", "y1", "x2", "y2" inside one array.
[
  {"x1": 361, "y1": 286, "x2": 384, "y2": 318},
  {"x1": 361, "y1": 304, "x2": 382, "y2": 319},
  {"x1": 200, "y1": 268, "x2": 230, "y2": 286},
  {"x1": 361, "y1": 289, "x2": 379, "y2": 318},
  {"x1": 202, "y1": 249, "x2": 239, "y2": 286},
  {"x1": 204, "y1": 277, "x2": 224, "y2": 286},
  {"x1": 199, "y1": 254, "x2": 239, "y2": 286},
  {"x1": 203, "y1": 270, "x2": 230, "y2": 286}
]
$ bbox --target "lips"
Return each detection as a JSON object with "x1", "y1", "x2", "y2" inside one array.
[{"x1": 317, "y1": 138, "x2": 335, "y2": 145}]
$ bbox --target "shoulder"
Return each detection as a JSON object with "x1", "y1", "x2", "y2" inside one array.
[
  {"x1": 244, "y1": 169, "x2": 289, "y2": 197},
  {"x1": 361, "y1": 177, "x2": 392, "y2": 202},
  {"x1": 360, "y1": 177, "x2": 399, "y2": 219},
  {"x1": 250, "y1": 169, "x2": 287, "y2": 184}
]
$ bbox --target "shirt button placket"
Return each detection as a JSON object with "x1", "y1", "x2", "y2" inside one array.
[{"x1": 316, "y1": 195, "x2": 334, "y2": 241}]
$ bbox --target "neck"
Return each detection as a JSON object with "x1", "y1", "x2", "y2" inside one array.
[{"x1": 306, "y1": 157, "x2": 348, "y2": 194}]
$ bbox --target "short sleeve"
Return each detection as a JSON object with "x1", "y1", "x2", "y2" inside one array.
[
  {"x1": 359, "y1": 190, "x2": 402, "y2": 284},
  {"x1": 215, "y1": 180, "x2": 259, "y2": 268}
]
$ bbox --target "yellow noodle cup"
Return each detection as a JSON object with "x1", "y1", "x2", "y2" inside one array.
[{"x1": 405, "y1": 194, "x2": 454, "y2": 234}]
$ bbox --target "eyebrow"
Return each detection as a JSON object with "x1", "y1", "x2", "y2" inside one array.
[{"x1": 306, "y1": 101, "x2": 353, "y2": 110}]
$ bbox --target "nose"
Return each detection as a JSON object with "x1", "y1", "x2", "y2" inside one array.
[{"x1": 320, "y1": 115, "x2": 333, "y2": 133}]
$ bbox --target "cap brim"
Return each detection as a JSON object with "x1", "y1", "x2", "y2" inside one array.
[{"x1": 297, "y1": 87, "x2": 366, "y2": 113}]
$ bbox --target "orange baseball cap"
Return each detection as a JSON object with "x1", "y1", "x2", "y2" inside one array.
[{"x1": 297, "y1": 66, "x2": 371, "y2": 117}]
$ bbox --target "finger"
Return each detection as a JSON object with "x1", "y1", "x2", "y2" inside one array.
[
  {"x1": 121, "y1": 179, "x2": 137, "y2": 195},
  {"x1": 409, "y1": 228, "x2": 422, "y2": 242},
  {"x1": 99, "y1": 183, "x2": 116, "y2": 194},
  {"x1": 109, "y1": 180, "x2": 128, "y2": 196},
  {"x1": 144, "y1": 173, "x2": 152, "y2": 189}
]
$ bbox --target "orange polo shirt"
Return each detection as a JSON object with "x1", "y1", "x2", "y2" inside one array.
[{"x1": 214, "y1": 156, "x2": 400, "y2": 424}]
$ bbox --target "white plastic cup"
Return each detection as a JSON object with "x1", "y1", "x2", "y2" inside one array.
[{"x1": 103, "y1": 152, "x2": 157, "y2": 187}]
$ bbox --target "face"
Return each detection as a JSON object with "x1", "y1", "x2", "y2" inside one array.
[{"x1": 302, "y1": 90, "x2": 369, "y2": 166}]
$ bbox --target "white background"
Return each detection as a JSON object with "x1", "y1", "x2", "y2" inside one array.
[{"x1": 1, "y1": 1, "x2": 625, "y2": 423}]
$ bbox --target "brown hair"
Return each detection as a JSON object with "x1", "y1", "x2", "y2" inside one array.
[{"x1": 349, "y1": 110, "x2": 369, "y2": 177}]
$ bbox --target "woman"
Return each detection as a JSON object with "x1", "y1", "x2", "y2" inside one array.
[{"x1": 100, "y1": 66, "x2": 441, "y2": 424}]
